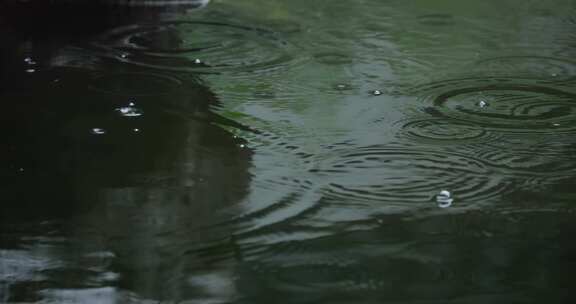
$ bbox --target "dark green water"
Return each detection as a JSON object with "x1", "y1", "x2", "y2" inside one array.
[{"x1": 1, "y1": 0, "x2": 576, "y2": 302}]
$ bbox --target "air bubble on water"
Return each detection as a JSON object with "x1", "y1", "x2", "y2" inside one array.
[
  {"x1": 371, "y1": 90, "x2": 383, "y2": 96},
  {"x1": 436, "y1": 189, "x2": 453, "y2": 208},
  {"x1": 91, "y1": 128, "x2": 106, "y2": 135}
]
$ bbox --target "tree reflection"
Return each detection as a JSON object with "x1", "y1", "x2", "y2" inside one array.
[{"x1": 0, "y1": 1, "x2": 249, "y2": 302}]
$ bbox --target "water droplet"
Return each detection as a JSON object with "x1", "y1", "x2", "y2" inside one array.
[
  {"x1": 436, "y1": 189, "x2": 453, "y2": 208},
  {"x1": 115, "y1": 105, "x2": 143, "y2": 117},
  {"x1": 91, "y1": 128, "x2": 106, "y2": 135},
  {"x1": 24, "y1": 57, "x2": 36, "y2": 65},
  {"x1": 478, "y1": 100, "x2": 488, "y2": 108},
  {"x1": 133, "y1": 128, "x2": 140, "y2": 133},
  {"x1": 128, "y1": 101, "x2": 135, "y2": 107},
  {"x1": 371, "y1": 90, "x2": 383, "y2": 96},
  {"x1": 239, "y1": 144, "x2": 246, "y2": 148},
  {"x1": 551, "y1": 73, "x2": 558, "y2": 77},
  {"x1": 18, "y1": 168, "x2": 25, "y2": 172},
  {"x1": 194, "y1": 58, "x2": 202, "y2": 64},
  {"x1": 552, "y1": 123, "x2": 561, "y2": 127},
  {"x1": 120, "y1": 53, "x2": 129, "y2": 59},
  {"x1": 25, "y1": 69, "x2": 36, "y2": 73}
]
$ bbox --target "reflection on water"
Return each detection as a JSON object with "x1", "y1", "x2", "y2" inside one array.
[{"x1": 2, "y1": 0, "x2": 576, "y2": 303}]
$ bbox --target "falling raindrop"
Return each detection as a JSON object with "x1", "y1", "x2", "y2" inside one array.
[{"x1": 436, "y1": 190, "x2": 454, "y2": 208}]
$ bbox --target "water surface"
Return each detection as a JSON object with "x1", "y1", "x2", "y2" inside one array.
[{"x1": 1, "y1": 0, "x2": 576, "y2": 303}]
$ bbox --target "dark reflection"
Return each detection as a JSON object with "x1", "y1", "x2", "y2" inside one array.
[
  {"x1": 0, "y1": 1, "x2": 250, "y2": 302},
  {"x1": 235, "y1": 210, "x2": 576, "y2": 303}
]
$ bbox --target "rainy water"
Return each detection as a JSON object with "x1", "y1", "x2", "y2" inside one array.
[{"x1": 1, "y1": 0, "x2": 576, "y2": 302}]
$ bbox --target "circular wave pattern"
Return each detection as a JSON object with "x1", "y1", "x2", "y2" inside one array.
[
  {"x1": 470, "y1": 136, "x2": 576, "y2": 182},
  {"x1": 475, "y1": 55, "x2": 576, "y2": 82},
  {"x1": 92, "y1": 21, "x2": 296, "y2": 74},
  {"x1": 309, "y1": 143, "x2": 510, "y2": 207},
  {"x1": 89, "y1": 72, "x2": 183, "y2": 96},
  {"x1": 397, "y1": 118, "x2": 500, "y2": 144},
  {"x1": 415, "y1": 79, "x2": 576, "y2": 134}
]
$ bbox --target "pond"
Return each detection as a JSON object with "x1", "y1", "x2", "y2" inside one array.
[{"x1": 1, "y1": 0, "x2": 576, "y2": 302}]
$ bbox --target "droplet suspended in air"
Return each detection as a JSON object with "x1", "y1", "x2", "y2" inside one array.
[{"x1": 436, "y1": 189, "x2": 453, "y2": 208}]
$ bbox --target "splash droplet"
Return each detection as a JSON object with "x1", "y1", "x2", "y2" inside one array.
[
  {"x1": 371, "y1": 90, "x2": 383, "y2": 96},
  {"x1": 115, "y1": 105, "x2": 143, "y2": 117},
  {"x1": 24, "y1": 57, "x2": 36, "y2": 65},
  {"x1": 478, "y1": 100, "x2": 488, "y2": 108},
  {"x1": 436, "y1": 189, "x2": 453, "y2": 208},
  {"x1": 91, "y1": 128, "x2": 106, "y2": 135}
]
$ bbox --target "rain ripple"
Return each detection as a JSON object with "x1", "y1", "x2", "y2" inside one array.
[
  {"x1": 309, "y1": 143, "x2": 510, "y2": 208},
  {"x1": 474, "y1": 55, "x2": 576, "y2": 83},
  {"x1": 91, "y1": 21, "x2": 298, "y2": 75},
  {"x1": 408, "y1": 77, "x2": 576, "y2": 184},
  {"x1": 412, "y1": 78, "x2": 576, "y2": 135}
]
